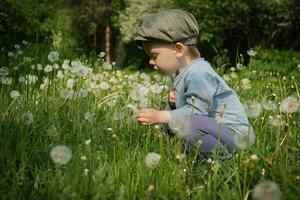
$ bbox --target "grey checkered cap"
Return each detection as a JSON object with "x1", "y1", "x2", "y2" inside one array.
[{"x1": 134, "y1": 9, "x2": 199, "y2": 48}]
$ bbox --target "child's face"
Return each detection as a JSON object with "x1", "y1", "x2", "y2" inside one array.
[{"x1": 143, "y1": 42, "x2": 180, "y2": 75}]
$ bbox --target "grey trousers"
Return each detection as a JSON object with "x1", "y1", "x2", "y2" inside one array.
[{"x1": 167, "y1": 115, "x2": 238, "y2": 160}]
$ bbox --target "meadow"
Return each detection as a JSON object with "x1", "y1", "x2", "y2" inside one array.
[{"x1": 0, "y1": 42, "x2": 300, "y2": 199}]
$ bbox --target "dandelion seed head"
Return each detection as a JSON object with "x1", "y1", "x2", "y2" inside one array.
[
  {"x1": 1, "y1": 77, "x2": 13, "y2": 85},
  {"x1": 252, "y1": 180, "x2": 281, "y2": 200},
  {"x1": 269, "y1": 115, "x2": 283, "y2": 127},
  {"x1": 78, "y1": 88, "x2": 88, "y2": 98},
  {"x1": 99, "y1": 52, "x2": 105, "y2": 58},
  {"x1": 85, "y1": 139, "x2": 91, "y2": 145},
  {"x1": 145, "y1": 152, "x2": 161, "y2": 168},
  {"x1": 223, "y1": 74, "x2": 231, "y2": 82},
  {"x1": 280, "y1": 96, "x2": 299, "y2": 113},
  {"x1": 84, "y1": 168, "x2": 89, "y2": 176},
  {"x1": 0, "y1": 67, "x2": 9, "y2": 76},
  {"x1": 262, "y1": 100, "x2": 277, "y2": 111},
  {"x1": 243, "y1": 100, "x2": 262, "y2": 118},
  {"x1": 8, "y1": 52, "x2": 15, "y2": 57},
  {"x1": 233, "y1": 126, "x2": 255, "y2": 149},
  {"x1": 44, "y1": 65, "x2": 53, "y2": 73},
  {"x1": 168, "y1": 116, "x2": 192, "y2": 138},
  {"x1": 99, "y1": 82, "x2": 110, "y2": 90},
  {"x1": 150, "y1": 84, "x2": 163, "y2": 94},
  {"x1": 50, "y1": 145, "x2": 72, "y2": 165},
  {"x1": 10, "y1": 90, "x2": 20, "y2": 99},
  {"x1": 48, "y1": 51, "x2": 60, "y2": 62},
  {"x1": 67, "y1": 79, "x2": 75, "y2": 89},
  {"x1": 84, "y1": 112, "x2": 96, "y2": 121},
  {"x1": 247, "y1": 49, "x2": 257, "y2": 57},
  {"x1": 250, "y1": 154, "x2": 259, "y2": 161},
  {"x1": 21, "y1": 111, "x2": 34, "y2": 124},
  {"x1": 146, "y1": 184, "x2": 155, "y2": 193},
  {"x1": 241, "y1": 78, "x2": 251, "y2": 89}
]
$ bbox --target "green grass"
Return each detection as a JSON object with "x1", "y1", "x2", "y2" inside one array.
[{"x1": 0, "y1": 48, "x2": 300, "y2": 199}]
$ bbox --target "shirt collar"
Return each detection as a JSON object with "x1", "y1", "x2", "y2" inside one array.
[{"x1": 173, "y1": 57, "x2": 204, "y2": 86}]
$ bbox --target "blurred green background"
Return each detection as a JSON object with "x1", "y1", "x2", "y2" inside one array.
[{"x1": 1, "y1": 0, "x2": 300, "y2": 70}]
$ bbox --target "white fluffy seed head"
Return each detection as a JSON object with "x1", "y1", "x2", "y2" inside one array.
[{"x1": 145, "y1": 152, "x2": 161, "y2": 168}]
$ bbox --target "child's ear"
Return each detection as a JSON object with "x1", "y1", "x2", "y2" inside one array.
[{"x1": 174, "y1": 42, "x2": 185, "y2": 58}]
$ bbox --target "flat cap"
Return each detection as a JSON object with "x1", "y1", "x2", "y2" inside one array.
[{"x1": 134, "y1": 9, "x2": 199, "y2": 48}]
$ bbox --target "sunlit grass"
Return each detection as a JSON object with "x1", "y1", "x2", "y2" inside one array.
[{"x1": 0, "y1": 47, "x2": 300, "y2": 199}]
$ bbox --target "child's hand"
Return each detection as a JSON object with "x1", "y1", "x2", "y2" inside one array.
[
  {"x1": 168, "y1": 90, "x2": 176, "y2": 109},
  {"x1": 137, "y1": 108, "x2": 171, "y2": 125}
]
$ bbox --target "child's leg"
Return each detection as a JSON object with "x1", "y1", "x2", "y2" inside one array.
[{"x1": 183, "y1": 115, "x2": 238, "y2": 159}]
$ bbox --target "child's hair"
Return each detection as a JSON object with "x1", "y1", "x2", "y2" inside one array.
[
  {"x1": 187, "y1": 45, "x2": 201, "y2": 58},
  {"x1": 134, "y1": 9, "x2": 199, "y2": 49}
]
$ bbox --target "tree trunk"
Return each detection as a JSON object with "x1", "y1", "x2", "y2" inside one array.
[{"x1": 104, "y1": 19, "x2": 111, "y2": 63}]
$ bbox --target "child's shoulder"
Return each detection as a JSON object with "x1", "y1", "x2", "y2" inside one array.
[{"x1": 188, "y1": 58, "x2": 217, "y2": 77}]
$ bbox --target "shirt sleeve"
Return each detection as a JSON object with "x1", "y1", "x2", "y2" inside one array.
[{"x1": 169, "y1": 71, "x2": 217, "y2": 120}]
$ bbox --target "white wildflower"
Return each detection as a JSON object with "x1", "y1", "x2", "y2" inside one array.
[
  {"x1": 106, "y1": 100, "x2": 116, "y2": 107},
  {"x1": 0, "y1": 67, "x2": 9, "y2": 76},
  {"x1": 84, "y1": 112, "x2": 96, "y2": 121},
  {"x1": 140, "y1": 73, "x2": 151, "y2": 84},
  {"x1": 223, "y1": 74, "x2": 231, "y2": 82},
  {"x1": 70, "y1": 61, "x2": 90, "y2": 77},
  {"x1": 8, "y1": 52, "x2": 15, "y2": 57},
  {"x1": 126, "y1": 104, "x2": 139, "y2": 117},
  {"x1": 130, "y1": 84, "x2": 149, "y2": 101},
  {"x1": 145, "y1": 152, "x2": 161, "y2": 168},
  {"x1": 36, "y1": 64, "x2": 43, "y2": 71},
  {"x1": 84, "y1": 168, "x2": 89, "y2": 176},
  {"x1": 233, "y1": 126, "x2": 255, "y2": 149},
  {"x1": 262, "y1": 100, "x2": 277, "y2": 111},
  {"x1": 18, "y1": 76, "x2": 25, "y2": 83},
  {"x1": 85, "y1": 139, "x2": 91, "y2": 145},
  {"x1": 78, "y1": 88, "x2": 88, "y2": 98},
  {"x1": 139, "y1": 98, "x2": 150, "y2": 107},
  {"x1": 250, "y1": 154, "x2": 259, "y2": 161},
  {"x1": 67, "y1": 79, "x2": 75, "y2": 89},
  {"x1": 241, "y1": 78, "x2": 251, "y2": 89},
  {"x1": 99, "y1": 82, "x2": 110, "y2": 90},
  {"x1": 53, "y1": 63, "x2": 59, "y2": 69},
  {"x1": 92, "y1": 73, "x2": 102, "y2": 81},
  {"x1": 59, "y1": 89, "x2": 75, "y2": 99},
  {"x1": 50, "y1": 145, "x2": 72, "y2": 165},
  {"x1": 1, "y1": 77, "x2": 13, "y2": 85},
  {"x1": 168, "y1": 116, "x2": 192, "y2": 138},
  {"x1": 21, "y1": 111, "x2": 34, "y2": 124},
  {"x1": 48, "y1": 51, "x2": 60, "y2": 62},
  {"x1": 99, "y1": 52, "x2": 105, "y2": 58},
  {"x1": 56, "y1": 70, "x2": 64, "y2": 79},
  {"x1": 230, "y1": 72, "x2": 238, "y2": 79},
  {"x1": 243, "y1": 100, "x2": 262, "y2": 118},
  {"x1": 146, "y1": 184, "x2": 155, "y2": 193},
  {"x1": 10, "y1": 90, "x2": 20, "y2": 99},
  {"x1": 280, "y1": 96, "x2": 299, "y2": 113},
  {"x1": 269, "y1": 115, "x2": 283, "y2": 127},
  {"x1": 44, "y1": 65, "x2": 53, "y2": 73},
  {"x1": 103, "y1": 62, "x2": 112, "y2": 70},
  {"x1": 150, "y1": 84, "x2": 163, "y2": 94},
  {"x1": 252, "y1": 180, "x2": 281, "y2": 200},
  {"x1": 247, "y1": 49, "x2": 257, "y2": 57},
  {"x1": 25, "y1": 74, "x2": 38, "y2": 85}
]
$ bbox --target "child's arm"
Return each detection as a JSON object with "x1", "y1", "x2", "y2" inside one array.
[{"x1": 168, "y1": 90, "x2": 176, "y2": 109}]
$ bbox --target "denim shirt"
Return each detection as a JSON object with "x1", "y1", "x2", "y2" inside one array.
[{"x1": 169, "y1": 57, "x2": 252, "y2": 136}]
